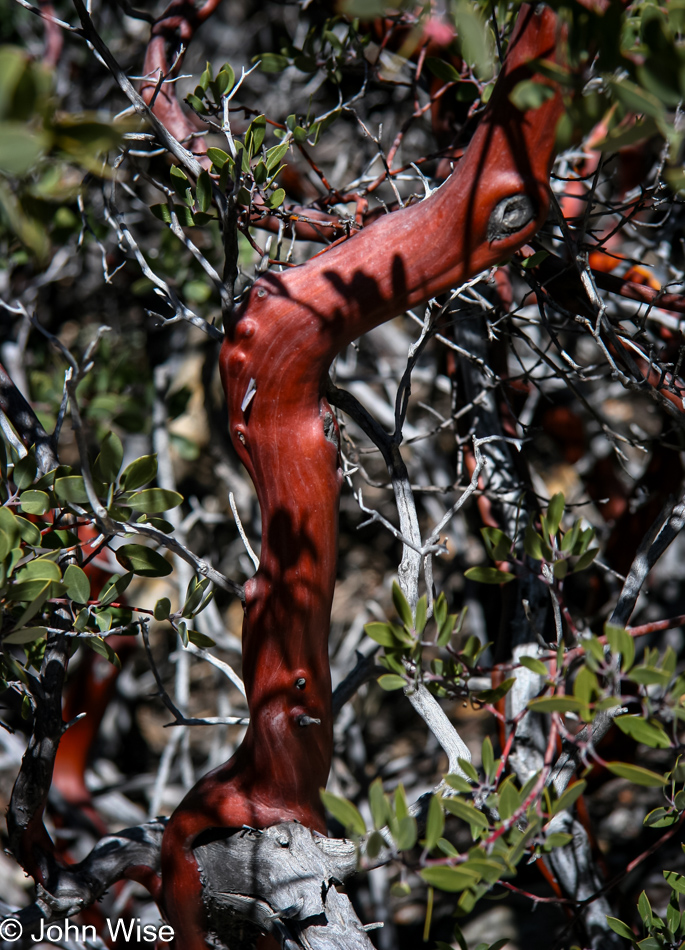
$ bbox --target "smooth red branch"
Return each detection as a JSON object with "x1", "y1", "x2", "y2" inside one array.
[{"x1": 160, "y1": 6, "x2": 565, "y2": 946}]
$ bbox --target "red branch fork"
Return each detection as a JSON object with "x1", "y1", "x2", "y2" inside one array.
[{"x1": 160, "y1": 6, "x2": 565, "y2": 945}]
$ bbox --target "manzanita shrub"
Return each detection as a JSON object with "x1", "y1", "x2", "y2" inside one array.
[{"x1": 2, "y1": 0, "x2": 685, "y2": 948}]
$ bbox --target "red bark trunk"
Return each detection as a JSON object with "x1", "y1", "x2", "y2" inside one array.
[{"x1": 160, "y1": 6, "x2": 565, "y2": 945}]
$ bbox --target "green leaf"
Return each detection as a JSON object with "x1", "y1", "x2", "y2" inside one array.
[
  {"x1": 187, "y1": 629, "x2": 215, "y2": 648},
  {"x1": 0, "y1": 122, "x2": 49, "y2": 176},
  {"x1": 395, "y1": 783, "x2": 409, "y2": 820},
  {"x1": 457, "y1": 758, "x2": 479, "y2": 783},
  {"x1": 452, "y1": 0, "x2": 494, "y2": 79},
  {"x1": 365, "y1": 622, "x2": 399, "y2": 647},
  {"x1": 629, "y1": 665, "x2": 671, "y2": 688},
  {"x1": 444, "y1": 774, "x2": 473, "y2": 793},
  {"x1": 519, "y1": 655, "x2": 548, "y2": 676},
  {"x1": 464, "y1": 566, "x2": 515, "y2": 584},
  {"x1": 214, "y1": 64, "x2": 235, "y2": 97},
  {"x1": 154, "y1": 597, "x2": 171, "y2": 621},
  {"x1": 390, "y1": 880, "x2": 411, "y2": 897},
  {"x1": 320, "y1": 790, "x2": 366, "y2": 836},
  {"x1": 257, "y1": 53, "x2": 289, "y2": 73},
  {"x1": 605, "y1": 762, "x2": 667, "y2": 787},
  {"x1": 93, "y1": 431, "x2": 123, "y2": 483},
  {"x1": 395, "y1": 814, "x2": 417, "y2": 851},
  {"x1": 615, "y1": 715, "x2": 671, "y2": 749},
  {"x1": 664, "y1": 870, "x2": 685, "y2": 896},
  {"x1": 267, "y1": 188, "x2": 285, "y2": 209},
  {"x1": 551, "y1": 780, "x2": 586, "y2": 816},
  {"x1": 369, "y1": 777, "x2": 390, "y2": 830},
  {"x1": 13, "y1": 451, "x2": 37, "y2": 489},
  {"x1": 476, "y1": 678, "x2": 515, "y2": 704},
  {"x1": 19, "y1": 489, "x2": 49, "y2": 515},
  {"x1": 480, "y1": 527, "x2": 512, "y2": 561},
  {"x1": 64, "y1": 564, "x2": 90, "y2": 604},
  {"x1": 605, "y1": 623, "x2": 635, "y2": 672},
  {"x1": 424, "y1": 794, "x2": 445, "y2": 851},
  {"x1": 55, "y1": 476, "x2": 89, "y2": 505},
  {"x1": 198, "y1": 62, "x2": 211, "y2": 91},
  {"x1": 11, "y1": 578, "x2": 62, "y2": 601},
  {"x1": 119, "y1": 454, "x2": 157, "y2": 491},
  {"x1": 644, "y1": 807, "x2": 678, "y2": 828},
  {"x1": 425, "y1": 57, "x2": 460, "y2": 82},
  {"x1": 378, "y1": 674, "x2": 406, "y2": 691},
  {"x1": 253, "y1": 160, "x2": 267, "y2": 185},
  {"x1": 185, "y1": 92, "x2": 206, "y2": 114},
  {"x1": 442, "y1": 798, "x2": 489, "y2": 830},
  {"x1": 609, "y1": 77, "x2": 665, "y2": 120},
  {"x1": 524, "y1": 522, "x2": 544, "y2": 560},
  {"x1": 607, "y1": 917, "x2": 635, "y2": 943},
  {"x1": 247, "y1": 114, "x2": 266, "y2": 155},
  {"x1": 116, "y1": 543, "x2": 172, "y2": 577},
  {"x1": 574, "y1": 666, "x2": 598, "y2": 707},
  {"x1": 126, "y1": 488, "x2": 183, "y2": 513},
  {"x1": 17, "y1": 558, "x2": 61, "y2": 582},
  {"x1": 521, "y1": 249, "x2": 550, "y2": 269},
  {"x1": 638, "y1": 891, "x2": 653, "y2": 928},
  {"x1": 573, "y1": 548, "x2": 598, "y2": 572},
  {"x1": 527, "y1": 696, "x2": 583, "y2": 713},
  {"x1": 438, "y1": 838, "x2": 459, "y2": 858},
  {"x1": 498, "y1": 777, "x2": 520, "y2": 820},
  {"x1": 15, "y1": 515, "x2": 41, "y2": 546},
  {"x1": 595, "y1": 116, "x2": 660, "y2": 152},
  {"x1": 196, "y1": 170, "x2": 212, "y2": 213},
  {"x1": 266, "y1": 141, "x2": 289, "y2": 171},
  {"x1": 545, "y1": 832, "x2": 573, "y2": 849},
  {"x1": 546, "y1": 493, "x2": 565, "y2": 536},
  {"x1": 367, "y1": 831, "x2": 386, "y2": 860},
  {"x1": 552, "y1": 559, "x2": 568, "y2": 580},
  {"x1": 3, "y1": 625, "x2": 47, "y2": 644},
  {"x1": 98, "y1": 571, "x2": 133, "y2": 607},
  {"x1": 85, "y1": 635, "x2": 121, "y2": 668},
  {"x1": 207, "y1": 147, "x2": 232, "y2": 169},
  {"x1": 150, "y1": 203, "x2": 199, "y2": 227},
  {"x1": 481, "y1": 736, "x2": 495, "y2": 782},
  {"x1": 509, "y1": 80, "x2": 555, "y2": 111},
  {"x1": 392, "y1": 581, "x2": 412, "y2": 628},
  {"x1": 419, "y1": 866, "x2": 479, "y2": 892}
]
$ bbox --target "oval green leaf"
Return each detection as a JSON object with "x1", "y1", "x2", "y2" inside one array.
[
  {"x1": 320, "y1": 790, "x2": 366, "y2": 836},
  {"x1": 64, "y1": 564, "x2": 91, "y2": 604},
  {"x1": 126, "y1": 488, "x2": 183, "y2": 513},
  {"x1": 605, "y1": 762, "x2": 667, "y2": 787},
  {"x1": 116, "y1": 543, "x2": 172, "y2": 577}
]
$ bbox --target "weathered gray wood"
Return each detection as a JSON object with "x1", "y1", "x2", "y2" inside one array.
[{"x1": 196, "y1": 822, "x2": 374, "y2": 949}]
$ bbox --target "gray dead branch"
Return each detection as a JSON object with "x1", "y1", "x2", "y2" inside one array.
[{"x1": 197, "y1": 822, "x2": 373, "y2": 950}]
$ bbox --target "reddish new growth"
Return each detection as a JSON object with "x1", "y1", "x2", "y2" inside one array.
[{"x1": 158, "y1": 5, "x2": 565, "y2": 946}]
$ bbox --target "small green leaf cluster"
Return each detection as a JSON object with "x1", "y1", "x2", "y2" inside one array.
[
  {"x1": 0, "y1": 432, "x2": 182, "y2": 661},
  {"x1": 154, "y1": 574, "x2": 215, "y2": 650},
  {"x1": 255, "y1": 16, "x2": 366, "y2": 89},
  {"x1": 365, "y1": 582, "x2": 468, "y2": 691},
  {"x1": 0, "y1": 45, "x2": 134, "y2": 264},
  {"x1": 322, "y1": 736, "x2": 589, "y2": 922},
  {"x1": 543, "y1": 2, "x2": 685, "y2": 177},
  {"x1": 608, "y1": 868, "x2": 685, "y2": 950},
  {"x1": 185, "y1": 60, "x2": 235, "y2": 117},
  {"x1": 466, "y1": 492, "x2": 598, "y2": 587},
  {"x1": 364, "y1": 581, "x2": 516, "y2": 705}
]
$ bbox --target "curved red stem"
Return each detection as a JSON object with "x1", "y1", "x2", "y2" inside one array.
[{"x1": 160, "y1": 7, "x2": 565, "y2": 945}]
